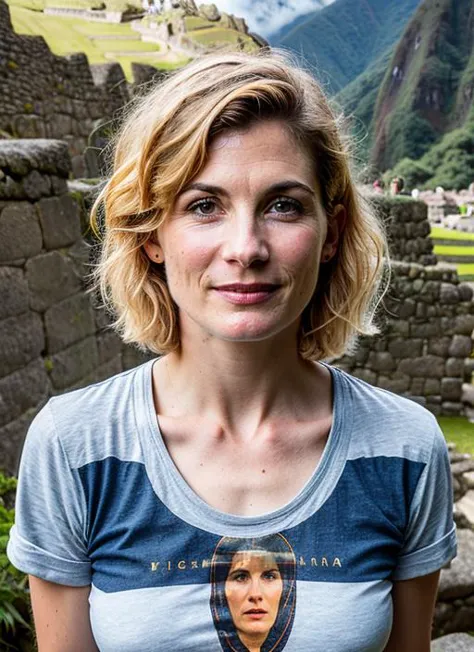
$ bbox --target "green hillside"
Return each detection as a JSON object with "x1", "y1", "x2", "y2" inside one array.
[
  {"x1": 371, "y1": 0, "x2": 474, "y2": 172},
  {"x1": 271, "y1": 0, "x2": 420, "y2": 93}
]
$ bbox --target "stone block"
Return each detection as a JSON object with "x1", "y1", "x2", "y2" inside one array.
[
  {"x1": 389, "y1": 320, "x2": 410, "y2": 337},
  {"x1": 428, "y1": 338, "x2": 451, "y2": 357},
  {"x1": 431, "y1": 633, "x2": 474, "y2": 652},
  {"x1": 441, "y1": 402, "x2": 464, "y2": 416},
  {"x1": 458, "y1": 283, "x2": 474, "y2": 302},
  {"x1": 0, "y1": 406, "x2": 40, "y2": 475},
  {"x1": 388, "y1": 338, "x2": 422, "y2": 358},
  {"x1": 410, "y1": 378, "x2": 425, "y2": 395},
  {"x1": 449, "y1": 335, "x2": 473, "y2": 358},
  {"x1": 425, "y1": 401, "x2": 441, "y2": 416},
  {"x1": 445, "y1": 357, "x2": 464, "y2": 377},
  {"x1": 368, "y1": 351, "x2": 395, "y2": 372},
  {"x1": 398, "y1": 298, "x2": 416, "y2": 318},
  {"x1": 0, "y1": 267, "x2": 28, "y2": 319},
  {"x1": 351, "y1": 368, "x2": 377, "y2": 385},
  {"x1": 0, "y1": 312, "x2": 45, "y2": 376},
  {"x1": 37, "y1": 194, "x2": 82, "y2": 249},
  {"x1": 22, "y1": 169, "x2": 51, "y2": 200},
  {"x1": 398, "y1": 355, "x2": 445, "y2": 378},
  {"x1": 456, "y1": 490, "x2": 474, "y2": 530},
  {"x1": 453, "y1": 314, "x2": 474, "y2": 336},
  {"x1": 44, "y1": 293, "x2": 96, "y2": 353},
  {"x1": 425, "y1": 378, "x2": 440, "y2": 395},
  {"x1": 0, "y1": 359, "x2": 50, "y2": 428},
  {"x1": 26, "y1": 250, "x2": 82, "y2": 311},
  {"x1": 49, "y1": 336, "x2": 99, "y2": 390},
  {"x1": 440, "y1": 283, "x2": 460, "y2": 304},
  {"x1": 415, "y1": 302, "x2": 427, "y2": 319},
  {"x1": 97, "y1": 330, "x2": 123, "y2": 365},
  {"x1": 376, "y1": 373, "x2": 410, "y2": 393},
  {"x1": 410, "y1": 321, "x2": 441, "y2": 338},
  {"x1": 0, "y1": 202, "x2": 43, "y2": 263},
  {"x1": 67, "y1": 239, "x2": 93, "y2": 280},
  {"x1": 441, "y1": 378, "x2": 463, "y2": 401}
]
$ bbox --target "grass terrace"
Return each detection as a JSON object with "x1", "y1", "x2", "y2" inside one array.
[
  {"x1": 6, "y1": 3, "x2": 177, "y2": 80},
  {"x1": 438, "y1": 417, "x2": 474, "y2": 455}
]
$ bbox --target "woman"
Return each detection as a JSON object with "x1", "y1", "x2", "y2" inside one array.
[
  {"x1": 210, "y1": 535, "x2": 296, "y2": 652},
  {"x1": 7, "y1": 49, "x2": 456, "y2": 651}
]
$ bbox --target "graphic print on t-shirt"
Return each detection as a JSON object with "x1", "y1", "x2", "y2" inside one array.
[{"x1": 209, "y1": 534, "x2": 296, "y2": 652}]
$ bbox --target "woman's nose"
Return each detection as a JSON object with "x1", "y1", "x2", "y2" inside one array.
[
  {"x1": 248, "y1": 578, "x2": 264, "y2": 603},
  {"x1": 221, "y1": 214, "x2": 270, "y2": 268}
]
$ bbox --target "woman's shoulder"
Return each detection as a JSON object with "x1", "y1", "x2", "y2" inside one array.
[
  {"x1": 330, "y1": 364, "x2": 444, "y2": 465},
  {"x1": 27, "y1": 360, "x2": 153, "y2": 470}
]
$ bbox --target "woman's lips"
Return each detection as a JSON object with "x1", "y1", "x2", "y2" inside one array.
[
  {"x1": 213, "y1": 284, "x2": 280, "y2": 305},
  {"x1": 243, "y1": 609, "x2": 268, "y2": 620}
]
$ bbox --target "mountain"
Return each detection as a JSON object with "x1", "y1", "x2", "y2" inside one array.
[
  {"x1": 371, "y1": 0, "x2": 474, "y2": 173},
  {"x1": 271, "y1": 0, "x2": 421, "y2": 93},
  {"x1": 215, "y1": 1, "x2": 335, "y2": 37}
]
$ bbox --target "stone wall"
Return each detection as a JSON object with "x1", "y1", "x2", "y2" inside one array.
[
  {"x1": 336, "y1": 259, "x2": 474, "y2": 416},
  {"x1": 370, "y1": 193, "x2": 437, "y2": 266},
  {"x1": 0, "y1": 1, "x2": 157, "y2": 177},
  {"x1": 0, "y1": 139, "x2": 147, "y2": 475}
]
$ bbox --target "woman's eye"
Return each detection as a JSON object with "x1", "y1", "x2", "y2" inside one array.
[
  {"x1": 268, "y1": 197, "x2": 303, "y2": 217},
  {"x1": 188, "y1": 198, "x2": 219, "y2": 217},
  {"x1": 263, "y1": 570, "x2": 279, "y2": 581},
  {"x1": 231, "y1": 572, "x2": 249, "y2": 583}
]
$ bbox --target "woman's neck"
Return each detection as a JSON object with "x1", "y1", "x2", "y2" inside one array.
[{"x1": 152, "y1": 332, "x2": 327, "y2": 438}]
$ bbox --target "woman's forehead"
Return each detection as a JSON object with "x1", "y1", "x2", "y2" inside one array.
[{"x1": 229, "y1": 550, "x2": 278, "y2": 570}]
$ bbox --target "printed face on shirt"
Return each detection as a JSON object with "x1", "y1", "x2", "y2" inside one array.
[{"x1": 225, "y1": 551, "x2": 283, "y2": 650}]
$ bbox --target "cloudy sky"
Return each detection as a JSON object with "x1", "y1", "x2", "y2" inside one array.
[{"x1": 213, "y1": 1, "x2": 332, "y2": 36}]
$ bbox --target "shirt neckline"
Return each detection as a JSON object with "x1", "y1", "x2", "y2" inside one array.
[{"x1": 136, "y1": 358, "x2": 353, "y2": 535}]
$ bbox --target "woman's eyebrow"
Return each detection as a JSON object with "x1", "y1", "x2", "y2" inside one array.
[{"x1": 180, "y1": 181, "x2": 316, "y2": 197}]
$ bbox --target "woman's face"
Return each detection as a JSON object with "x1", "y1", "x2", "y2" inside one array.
[
  {"x1": 224, "y1": 551, "x2": 283, "y2": 643},
  {"x1": 146, "y1": 119, "x2": 342, "y2": 346}
]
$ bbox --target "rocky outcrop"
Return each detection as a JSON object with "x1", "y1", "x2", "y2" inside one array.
[
  {"x1": 198, "y1": 3, "x2": 220, "y2": 21},
  {"x1": 432, "y1": 633, "x2": 474, "y2": 651}
]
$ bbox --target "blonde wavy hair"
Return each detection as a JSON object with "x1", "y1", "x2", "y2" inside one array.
[{"x1": 91, "y1": 49, "x2": 389, "y2": 360}]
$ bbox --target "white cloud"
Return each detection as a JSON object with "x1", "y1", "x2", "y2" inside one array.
[{"x1": 211, "y1": 1, "x2": 334, "y2": 36}]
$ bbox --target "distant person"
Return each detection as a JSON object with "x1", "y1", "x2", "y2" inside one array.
[
  {"x1": 8, "y1": 50, "x2": 455, "y2": 652},
  {"x1": 372, "y1": 178, "x2": 385, "y2": 194}
]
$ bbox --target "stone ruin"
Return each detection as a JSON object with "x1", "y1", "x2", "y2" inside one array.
[{"x1": 0, "y1": 0, "x2": 258, "y2": 179}]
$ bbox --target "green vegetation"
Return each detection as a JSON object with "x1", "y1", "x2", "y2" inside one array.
[
  {"x1": 434, "y1": 245, "x2": 474, "y2": 256},
  {"x1": 271, "y1": 0, "x2": 420, "y2": 93},
  {"x1": 438, "y1": 417, "x2": 474, "y2": 455},
  {"x1": 0, "y1": 474, "x2": 32, "y2": 651},
  {"x1": 386, "y1": 119, "x2": 474, "y2": 192},
  {"x1": 370, "y1": 0, "x2": 474, "y2": 172},
  {"x1": 184, "y1": 15, "x2": 214, "y2": 30},
  {"x1": 430, "y1": 227, "x2": 474, "y2": 241},
  {"x1": 7, "y1": 5, "x2": 169, "y2": 80}
]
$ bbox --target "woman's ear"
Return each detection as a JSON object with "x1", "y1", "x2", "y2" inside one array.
[
  {"x1": 321, "y1": 204, "x2": 347, "y2": 262},
  {"x1": 143, "y1": 238, "x2": 164, "y2": 263}
]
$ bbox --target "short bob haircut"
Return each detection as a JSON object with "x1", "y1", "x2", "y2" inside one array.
[{"x1": 91, "y1": 49, "x2": 389, "y2": 360}]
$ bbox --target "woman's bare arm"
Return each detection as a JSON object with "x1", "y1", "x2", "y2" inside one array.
[
  {"x1": 29, "y1": 575, "x2": 99, "y2": 652},
  {"x1": 384, "y1": 570, "x2": 441, "y2": 652}
]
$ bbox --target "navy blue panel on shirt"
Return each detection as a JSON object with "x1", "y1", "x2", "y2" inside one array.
[{"x1": 78, "y1": 455, "x2": 425, "y2": 593}]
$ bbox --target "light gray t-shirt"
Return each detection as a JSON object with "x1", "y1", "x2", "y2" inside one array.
[{"x1": 8, "y1": 360, "x2": 456, "y2": 652}]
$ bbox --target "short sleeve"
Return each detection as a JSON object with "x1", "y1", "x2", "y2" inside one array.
[
  {"x1": 392, "y1": 421, "x2": 457, "y2": 581},
  {"x1": 7, "y1": 401, "x2": 91, "y2": 586}
]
